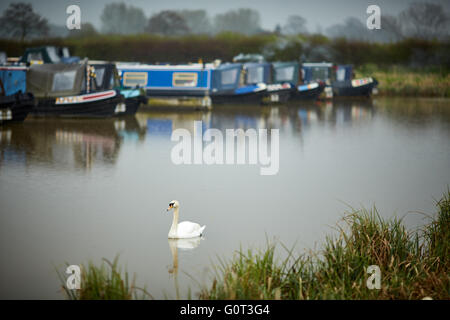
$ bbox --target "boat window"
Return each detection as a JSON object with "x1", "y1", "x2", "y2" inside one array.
[
  {"x1": 46, "y1": 47, "x2": 61, "y2": 63},
  {"x1": 27, "y1": 52, "x2": 43, "y2": 62},
  {"x1": 336, "y1": 68, "x2": 346, "y2": 81},
  {"x1": 246, "y1": 66, "x2": 264, "y2": 84},
  {"x1": 221, "y1": 68, "x2": 238, "y2": 85},
  {"x1": 173, "y1": 73, "x2": 198, "y2": 87},
  {"x1": 94, "y1": 67, "x2": 105, "y2": 88},
  {"x1": 123, "y1": 72, "x2": 147, "y2": 87},
  {"x1": 52, "y1": 70, "x2": 77, "y2": 92},
  {"x1": 311, "y1": 67, "x2": 329, "y2": 81},
  {"x1": 62, "y1": 47, "x2": 70, "y2": 58},
  {"x1": 275, "y1": 66, "x2": 295, "y2": 82}
]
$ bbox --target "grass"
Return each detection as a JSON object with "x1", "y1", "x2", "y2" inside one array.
[
  {"x1": 57, "y1": 255, "x2": 152, "y2": 300},
  {"x1": 57, "y1": 191, "x2": 450, "y2": 300},
  {"x1": 356, "y1": 65, "x2": 450, "y2": 97},
  {"x1": 199, "y1": 190, "x2": 450, "y2": 300}
]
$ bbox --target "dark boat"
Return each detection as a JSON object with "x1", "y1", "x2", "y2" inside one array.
[
  {"x1": 90, "y1": 62, "x2": 146, "y2": 116},
  {"x1": 244, "y1": 62, "x2": 293, "y2": 104},
  {"x1": 210, "y1": 63, "x2": 267, "y2": 104},
  {"x1": 27, "y1": 62, "x2": 124, "y2": 118},
  {"x1": 19, "y1": 46, "x2": 80, "y2": 65},
  {"x1": 0, "y1": 66, "x2": 35, "y2": 123},
  {"x1": 272, "y1": 62, "x2": 325, "y2": 101},
  {"x1": 232, "y1": 54, "x2": 294, "y2": 104},
  {"x1": 302, "y1": 63, "x2": 378, "y2": 98}
]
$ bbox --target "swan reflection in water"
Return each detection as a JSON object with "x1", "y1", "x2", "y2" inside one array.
[{"x1": 167, "y1": 237, "x2": 203, "y2": 299}]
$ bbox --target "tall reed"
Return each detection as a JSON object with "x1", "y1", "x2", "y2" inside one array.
[{"x1": 200, "y1": 191, "x2": 450, "y2": 300}]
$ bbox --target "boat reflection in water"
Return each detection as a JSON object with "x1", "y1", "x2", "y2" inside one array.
[
  {"x1": 167, "y1": 238, "x2": 202, "y2": 300},
  {"x1": 0, "y1": 101, "x2": 376, "y2": 172},
  {"x1": 0, "y1": 116, "x2": 145, "y2": 171}
]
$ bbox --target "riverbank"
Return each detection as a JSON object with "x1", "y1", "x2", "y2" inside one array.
[
  {"x1": 356, "y1": 66, "x2": 450, "y2": 98},
  {"x1": 59, "y1": 191, "x2": 449, "y2": 300},
  {"x1": 200, "y1": 191, "x2": 449, "y2": 300}
]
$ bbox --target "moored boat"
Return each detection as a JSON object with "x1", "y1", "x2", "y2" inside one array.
[
  {"x1": 244, "y1": 62, "x2": 293, "y2": 104},
  {"x1": 90, "y1": 62, "x2": 146, "y2": 116},
  {"x1": 302, "y1": 62, "x2": 378, "y2": 98},
  {"x1": 117, "y1": 63, "x2": 212, "y2": 98},
  {"x1": 210, "y1": 63, "x2": 267, "y2": 104},
  {"x1": 0, "y1": 66, "x2": 35, "y2": 123},
  {"x1": 27, "y1": 62, "x2": 124, "y2": 118},
  {"x1": 272, "y1": 62, "x2": 324, "y2": 101}
]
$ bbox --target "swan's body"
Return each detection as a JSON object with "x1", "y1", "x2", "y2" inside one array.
[{"x1": 167, "y1": 200, "x2": 205, "y2": 239}]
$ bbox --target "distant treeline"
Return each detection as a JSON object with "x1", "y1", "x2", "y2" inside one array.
[{"x1": 2, "y1": 34, "x2": 449, "y2": 69}]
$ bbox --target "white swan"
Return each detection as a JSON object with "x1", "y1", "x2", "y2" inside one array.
[{"x1": 166, "y1": 200, "x2": 206, "y2": 239}]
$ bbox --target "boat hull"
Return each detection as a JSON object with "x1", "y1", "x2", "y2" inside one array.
[
  {"x1": 211, "y1": 90, "x2": 266, "y2": 105},
  {"x1": 332, "y1": 78, "x2": 378, "y2": 98},
  {"x1": 32, "y1": 94, "x2": 123, "y2": 118},
  {"x1": 118, "y1": 96, "x2": 146, "y2": 116},
  {"x1": 0, "y1": 92, "x2": 35, "y2": 123},
  {"x1": 291, "y1": 83, "x2": 325, "y2": 100},
  {"x1": 264, "y1": 84, "x2": 293, "y2": 104}
]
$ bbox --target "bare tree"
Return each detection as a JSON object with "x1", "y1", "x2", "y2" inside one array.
[
  {"x1": 100, "y1": 2, "x2": 147, "y2": 34},
  {"x1": 326, "y1": 17, "x2": 369, "y2": 41},
  {"x1": 399, "y1": 2, "x2": 449, "y2": 40},
  {"x1": 176, "y1": 10, "x2": 212, "y2": 34},
  {"x1": 213, "y1": 8, "x2": 261, "y2": 35},
  {"x1": 282, "y1": 15, "x2": 308, "y2": 35},
  {"x1": 380, "y1": 14, "x2": 404, "y2": 42},
  {"x1": 0, "y1": 3, "x2": 48, "y2": 41},
  {"x1": 146, "y1": 11, "x2": 190, "y2": 36}
]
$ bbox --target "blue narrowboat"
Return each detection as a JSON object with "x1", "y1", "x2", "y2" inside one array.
[
  {"x1": 272, "y1": 62, "x2": 325, "y2": 100},
  {"x1": 210, "y1": 63, "x2": 267, "y2": 104},
  {"x1": 244, "y1": 62, "x2": 293, "y2": 103},
  {"x1": 117, "y1": 63, "x2": 212, "y2": 98},
  {"x1": 0, "y1": 66, "x2": 35, "y2": 123}
]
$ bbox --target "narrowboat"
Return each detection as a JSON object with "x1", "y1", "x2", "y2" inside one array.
[
  {"x1": 244, "y1": 62, "x2": 293, "y2": 104},
  {"x1": 210, "y1": 63, "x2": 267, "y2": 104},
  {"x1": 302, "y1": 63, "x2": 378, "y2": 98},
  {"x1": 0, "y1": 66, "x2": 35, "y2": 123},
  {"x1": 117, "y1": 63, "x2": 212, "y2": 98},
  {"x1": 19, "y1": 46, "x2": 80, "y2": 65},
  {"x1": 272, "y1": 62, "x2": 324, "y2": 100},
  {"x1": 90, "y1": 62, "x2": 146, "y2": 116},
  {"x1": 27, "y1": 62, "x2": 124, "y2": 118}
]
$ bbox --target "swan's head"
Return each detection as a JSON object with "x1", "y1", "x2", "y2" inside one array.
[{"x1": 167, "y1": 200, "x2": 179, "y2": 212}]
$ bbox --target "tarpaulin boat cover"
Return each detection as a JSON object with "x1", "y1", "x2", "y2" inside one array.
[
  {"x1": 243, "y1": 63, "x2": 271, "y2": 85},
  {"x1": 211, "y1": 63, "x2": 242, "y2": 91},
  {"x1": 27, "y1": 63, "x2": 86, "y2": 98},
  {"x1": 272, "y1": 62, "x2": 300, "y2": 84}
]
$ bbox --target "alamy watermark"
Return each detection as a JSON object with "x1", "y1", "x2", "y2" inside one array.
[
  {"x1": 366, "y1": 265, "x2": 381, "y2": 290},
  {"x1": 170, "y1": 121, "x2": 279, "y2": 176},
  {"x1": 66, "y1": 5, "x2": 81, "y2": 30},
  {"x1": 366, "y1": 5, "x2": 381, "y2": 30},
  {"x1": 65, "y1": 265, "x2": 81, "y2": 290}
]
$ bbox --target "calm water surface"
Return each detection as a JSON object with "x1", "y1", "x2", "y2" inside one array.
[{"x1": 0, "y1": 97, "x2": 449, "y2": 299}]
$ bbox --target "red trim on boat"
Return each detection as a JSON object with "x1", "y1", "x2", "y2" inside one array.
[{"x1": 82, "y1": 91, "x2": 115, "y2": 101}]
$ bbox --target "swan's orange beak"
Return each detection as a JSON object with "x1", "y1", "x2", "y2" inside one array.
[{"x1": 167, "y1": 204, "x2": 173, "y2": 212}]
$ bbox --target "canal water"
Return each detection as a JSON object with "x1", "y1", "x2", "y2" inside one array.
[{"x1": 0, "y1": 97, "x2": 449, "y2": 299}]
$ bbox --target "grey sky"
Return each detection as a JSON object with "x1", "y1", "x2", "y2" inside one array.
[{"x1": 1, "y1": 0, "x2": 449, "y2": 31}]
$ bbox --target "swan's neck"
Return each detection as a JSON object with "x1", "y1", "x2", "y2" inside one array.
[{"x1": 169, "y1": 208, "x2": 179, "y2": 236}]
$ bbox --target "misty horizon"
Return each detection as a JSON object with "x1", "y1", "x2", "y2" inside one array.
[{"x1": 1, "y1": 0, "x2": 449, "y2": 33}]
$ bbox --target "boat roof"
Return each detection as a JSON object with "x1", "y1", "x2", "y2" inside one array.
[
  {"x1": 302, "y1": 62, "x2": 333, "y2": 67},
  {"x1": 117, "y1": 63, "x2": 214, "y2": 70},
  {"x1": 272, "y1": 61, "x2": 300, "y2": 68}
]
